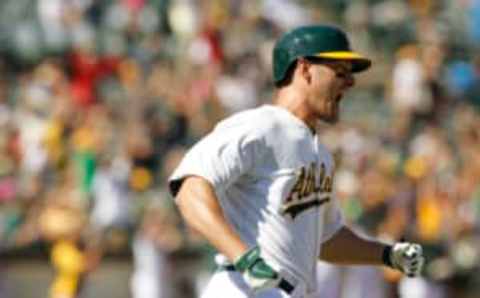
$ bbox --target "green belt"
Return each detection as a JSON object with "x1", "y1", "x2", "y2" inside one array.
[{"x1": 218, "y1": 264, "x2": 294, "y2": 294}]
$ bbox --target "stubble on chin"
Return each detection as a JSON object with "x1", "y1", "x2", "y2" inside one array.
[
  {"x1": 316, "y1": 112, "x2": 338, "y2": 125},
  {"x1": 317, "y1": 101, "x2": 340, "y2": 124}
]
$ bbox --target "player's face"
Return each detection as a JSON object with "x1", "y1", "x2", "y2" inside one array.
[{"x1": 305, "y1": 59, "x2": 355, "y2": 124}]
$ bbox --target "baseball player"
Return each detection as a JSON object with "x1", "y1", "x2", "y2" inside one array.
[{"x1": 169, "y1": 25, "x2": 425, "y2": 298}]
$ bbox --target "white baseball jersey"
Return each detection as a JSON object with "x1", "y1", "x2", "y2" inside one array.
[{"x1": 169, "y1": 104, "x2": 344, "y2": 294}]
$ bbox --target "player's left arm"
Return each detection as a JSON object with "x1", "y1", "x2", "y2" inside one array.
[{"x1": 319, "y1": 227, "x2": 425, "y2": 277}]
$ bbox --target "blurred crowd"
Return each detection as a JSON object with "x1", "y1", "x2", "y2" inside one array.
[{"x1": 0, "y1": 0, "x2": 479, "y2": 298}]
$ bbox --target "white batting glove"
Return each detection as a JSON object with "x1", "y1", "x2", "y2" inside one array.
[
  {"x1": 234, "y1": 247, "x2": 281, "y2": 292},
  {"x1": 387, "y1": 242, "x2": 425, "y2": 277}
]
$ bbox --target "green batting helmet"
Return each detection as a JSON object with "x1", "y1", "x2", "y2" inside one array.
[{"x1": 273, "y1": 25, "x2": 371, "y2": 85}]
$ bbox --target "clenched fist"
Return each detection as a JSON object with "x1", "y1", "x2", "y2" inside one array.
[
  {"x1": 386, "y1": 242, "x2": 425, "y2": 277},
  {"x1": 234, "y1": 247, "x2": 280, "y2": 291}
]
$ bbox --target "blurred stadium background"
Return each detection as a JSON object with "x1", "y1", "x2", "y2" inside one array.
[{"x1": 0, "y1": 0, "x2": 479, "y2": 298}]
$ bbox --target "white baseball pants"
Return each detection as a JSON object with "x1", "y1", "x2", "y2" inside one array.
[{"x1": 200, "y1": 270, "x2": 315, "y2": 298}]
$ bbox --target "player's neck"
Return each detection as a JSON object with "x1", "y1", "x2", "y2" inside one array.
[{"x1": 273, "y1": 89, "x2": 317, "y2": 134}]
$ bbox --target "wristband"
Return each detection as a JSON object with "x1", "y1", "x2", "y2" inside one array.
[{"x1": 382, "y1": 245, "x2": 393, "y2": 268}]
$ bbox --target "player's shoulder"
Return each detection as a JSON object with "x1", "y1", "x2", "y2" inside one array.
[{"x1": 214, "y1": 105, "x2": 281, "y2": 134}]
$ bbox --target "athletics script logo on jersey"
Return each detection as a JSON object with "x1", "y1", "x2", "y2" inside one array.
[{"x1": 281, "y1": 162, "x2": 333, "y2": 219}]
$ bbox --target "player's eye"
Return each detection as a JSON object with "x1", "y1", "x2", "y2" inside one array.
[{"x1": 336, "y1": 69, "x2": 351, "y2": 79}]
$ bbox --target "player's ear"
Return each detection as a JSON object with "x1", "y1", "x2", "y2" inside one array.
[{"x1": 297, "y1": 58, "x2": 312, "y2": 84}]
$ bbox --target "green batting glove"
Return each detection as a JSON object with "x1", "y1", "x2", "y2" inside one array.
[{"x1": 234, "y1": 247, "x2": 280, "y2": 291}]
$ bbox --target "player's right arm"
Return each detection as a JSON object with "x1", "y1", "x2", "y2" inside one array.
[
  {"x1": 175, "y1": 175, "x2": 248, "y2": 261},
  {"x1": 175, "y1": 175, "x2": 280, "y2": 292},
  {"x1": 170, "y1": 116, "x2": 280, "y2": 292}
]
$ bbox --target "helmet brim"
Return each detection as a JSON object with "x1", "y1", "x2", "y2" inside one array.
[{"x1": 315, "y1": 51, "x2": 372, "y2": 73}]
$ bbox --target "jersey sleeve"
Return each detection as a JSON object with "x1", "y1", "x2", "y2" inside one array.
[
  {"x1": 168, "y1": 122, "x2": 264, "y2": 197},
  {"x1": 320, "y1": 195, "x2": 345, "y2": 242}
]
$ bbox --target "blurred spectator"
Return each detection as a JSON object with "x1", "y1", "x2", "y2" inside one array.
[
  {"x1": 90, "y1": 154, "x2": 131, "y2": 236},
  {"x1": 38, "y1": 196, "x2": 100, "y2": 298},
  {"x1": 389, "y1": 44, "x2": 432, "y2": 137},
  {"x1": 130, "y1": 199, "x2": 182, "y2": 298}
]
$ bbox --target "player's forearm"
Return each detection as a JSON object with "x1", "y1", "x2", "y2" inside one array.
[
  {"x1": 175, "y1": 176, "x2": 248, "y2": 261},
  {"x1": 319, "y1": 227, "x2": 388, "y2": 266}
]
